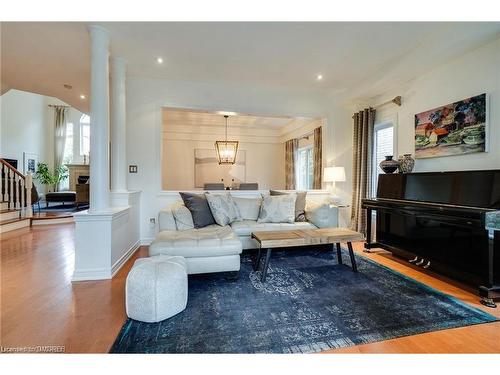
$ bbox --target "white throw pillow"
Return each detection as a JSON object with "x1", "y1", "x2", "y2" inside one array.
[
  {"x1": 232, "y1": 196, "x2": 262, "y2": 221},
  {"x1": 257, "y1": 194, "x2": 297, "y2": 224},
  {"x1": 205, "y1": 193, "x2": 241, "y2": 226},
  {"x1": 171, "y1": 202, "x2": 195, "y2": 230}
]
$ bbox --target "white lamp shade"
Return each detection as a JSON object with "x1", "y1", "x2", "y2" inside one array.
[{"x1": 324, "y1": 167, "x2": 346, "y2": 182}]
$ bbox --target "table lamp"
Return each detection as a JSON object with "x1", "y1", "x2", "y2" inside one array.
[{"x1": 324, "y1": 166, "x2": 346, "y2": 199}]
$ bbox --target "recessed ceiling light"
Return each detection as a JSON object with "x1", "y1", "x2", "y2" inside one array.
[
  {"x1": 316, "y1": 74, "x2": 323, "y2": 81},
  {"x1": 80, "y1": 94, "x2": 86, "y2": 100},
  {"x1": 156, "y1": 57, "x2": 163, "y2": 64}
]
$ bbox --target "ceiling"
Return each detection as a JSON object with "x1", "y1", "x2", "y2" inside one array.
[
  {"x1": 2, "y1": 22, "x2": 500, "y2": 113},
  {"x1": 163, "y1": 108, "x2": 316, "y2": 130},
  {"x1": 162, "y1": 108, "x2": 320, "y2": 142}
]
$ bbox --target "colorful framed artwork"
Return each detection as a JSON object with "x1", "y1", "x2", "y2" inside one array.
[{"x1": 414, "y1": 93, "x2": 488, "y2": 159}]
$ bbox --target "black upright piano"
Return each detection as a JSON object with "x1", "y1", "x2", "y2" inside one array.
[{"x1": 362, "y1": 169, "x2": 500, "y2": 307}]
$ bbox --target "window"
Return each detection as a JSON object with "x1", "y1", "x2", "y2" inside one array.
[
  {"x1": 372, "y1": 122, "x2": 394, "y2": 196},
  {"x1": 63, "y1": 123, "x2": 74, "y2": 164},
  {"x1": 80, "y1": 114, "x2": 90, "y2": 156},
  {"x1": 296, "y1": 145, "x2": 314, "y2": 190},
  {"x1": 59, "y1": 122, "x2": 74, "y2": 191}
]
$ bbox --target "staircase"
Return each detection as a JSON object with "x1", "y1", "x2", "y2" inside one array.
[{"x1": 0, "y1": 158, "x2": 33, "y2": 234}]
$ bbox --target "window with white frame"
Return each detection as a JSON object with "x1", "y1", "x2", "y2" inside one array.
[
  {"x1": 59, "y1": 122, "x2": 74, "y2": 191},
  {"x1": 80, "y1": 114, "x2": 90, "y2": 157},
  {"x1": 372, "y1": 122, "x2": 394, "y2": 196},
  {"x1": 296, "y1": 145, "x2": 314, "y2": 190},
  {"x1": 63, "y1": 122, "x2": 74, "y2": 165}
]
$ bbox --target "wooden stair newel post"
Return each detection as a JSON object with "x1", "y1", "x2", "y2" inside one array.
[
  {"x1": 20, "y1": 178, "x2": 25, "y2": 215},
  {"x1": 25, "y1": 172, "x2": 33, "y2": 218},
  {"x1": 15, "y1": 174, "x2": 21, "y2": 209},
  {"x1": 0, "y1": 163, "x2": 4, "y2": 202},
  {"x1": 9, "y1": 168, "x2": 14, "y2": 209}
]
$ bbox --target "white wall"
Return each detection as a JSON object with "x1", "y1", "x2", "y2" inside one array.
[
  {"x1": 330, "y1": 37, "x2": 500, "y2": 207},
  {"x1": 1, "y1": 90, "x2": 48, "y2": 168},
  {"x1": 161, "y1": 111, "x2": 291, "y2": 190},
  {"x1": 163, "y1": 139, "x2": 285, "y2": 190},
  {"x1": 1, "y1": 89, "x2": 86, "y2": 194},
  {"x1": 375, "y1": 37, "x2": 500, "y2": 173},
  {"x1": 1, "y1": 89, "x2": 52, "y2": 193},
  {"x1": 125, "y1": 77, "x2": 332, "y2": 241},
  {"x1": 323, "y1": 101, "x2": 357, "y2": 207}
]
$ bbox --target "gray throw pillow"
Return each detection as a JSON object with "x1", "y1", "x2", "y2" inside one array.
[
  {"x1": 270, "y1": 190, "x2": 307, "y2": 222},
  {"x1": 205, "y1": 193, "x2": 241, "y2": 226},
  {"x1": 179, "y1": 192, "x2": 216, "y2": 228},
  {"x1": 257, "y1": 194, "x2": 297, "y2": 224}
]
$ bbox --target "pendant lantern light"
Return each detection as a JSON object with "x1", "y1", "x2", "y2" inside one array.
[{"x1": 215, "y1": 115, "x2": 239, "y2": 164}]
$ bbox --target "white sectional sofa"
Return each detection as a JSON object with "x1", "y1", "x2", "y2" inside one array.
[{"x1": 149, "y1": 194, "x2": 339, "y2": 275}]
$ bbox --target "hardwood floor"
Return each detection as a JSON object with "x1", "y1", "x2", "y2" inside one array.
[
  {"x1": 324, "y1": 245, "x2": 500, "y2": 353},
  {"x1": 1, "y1": 224, "x2": 148, "y2": 353},
  {"x1": 1, "y1": 224, "x2": 499, "y2": 353}
]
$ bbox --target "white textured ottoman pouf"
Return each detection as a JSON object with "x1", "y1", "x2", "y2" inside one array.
[{"x1": 126, "y1": 255, "x2": 188, "y2": 323}]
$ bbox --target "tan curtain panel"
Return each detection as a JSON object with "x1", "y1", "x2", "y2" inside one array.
[
  {"x1": 53, "y1": 106, "x2": 68, "y2": 192},
  {"x1": 313, "y1": 127, "x2": 322, "y2": 189},
  {"x1": 350, "y1": 108, "x2": 375, "y2": 234},
  {"x1": 285, "y1": 138, "x2": 298, "y2": 190}
]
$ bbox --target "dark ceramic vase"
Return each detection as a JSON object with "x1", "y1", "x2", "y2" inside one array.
[{"x1": 379, "y1": 155, "x2": 399, "y2": 174}]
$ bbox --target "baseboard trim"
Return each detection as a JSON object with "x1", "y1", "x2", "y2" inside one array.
[
  {"x1": 72, "y1": 268, "x2": 112, "y2": 282},
  {"x1": 0, "y1": 218, "x2": 31, "y2": 234},
  {"x1": 72, "y1": 240, "x2": 140, "y2": 282},
  {"x1": 140, "y1": 237, "x2": 154, "y2": 246},
  {"x1": 32, "y1": 217, "x2": 75, "y2": 226},
  {"x1": 111, "y1": 240, "x2": 140, "y2": 277}
]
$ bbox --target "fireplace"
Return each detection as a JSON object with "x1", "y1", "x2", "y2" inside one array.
[{"x1": 66, "y1": 164, "x2": 90, "y2": 191}]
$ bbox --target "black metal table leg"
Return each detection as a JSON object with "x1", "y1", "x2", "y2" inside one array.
[
  {"x1": 347, "y1": 242, "x2": 358, "y2": 272},
  {"x1": 253, "y1": 248, "x2": 262, "y2": 271},
  {"x1": 261, "y1": 249, "x2": 272, "y2": 282},
  {"x1": 335, "y1": 243, "x2": 343, "y2": 264}
]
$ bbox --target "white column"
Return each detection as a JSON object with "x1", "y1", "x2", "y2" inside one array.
[
  {"x1": 110, "y1": 56, "x2": 128, "y2": 192},
  {"x1": 88, "y1": 25, "x2": 110, "y2": 212}
]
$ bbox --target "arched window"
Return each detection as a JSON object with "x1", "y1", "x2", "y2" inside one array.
[{"x1": 80, "y1": 114, "x2": 90, "y2": 156}]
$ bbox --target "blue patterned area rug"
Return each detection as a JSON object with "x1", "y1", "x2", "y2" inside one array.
[{"x1": 110, "y1": 247, "x2": 497, "y2": 353}]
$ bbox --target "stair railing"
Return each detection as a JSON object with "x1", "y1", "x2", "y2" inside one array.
[{"x1": 0, "y1": 158, "x2": 33, "y2": 218}]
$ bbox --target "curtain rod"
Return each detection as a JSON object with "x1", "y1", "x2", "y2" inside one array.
[
  {"x1": 48, "y1": 104, "x2": 70, "y2": 108},
  {"x1": 298, "y1": 131, "x2": 313, "y2": 141},
  {"x1": 375, "y1": 96, "x2": 401, "y2": 109},
  {"x1": 352, "y1": 96, "x2": 401, "y2": 119}
]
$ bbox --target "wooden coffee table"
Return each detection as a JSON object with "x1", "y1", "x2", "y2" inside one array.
[{"x1": 252, "y1": 228, "x2": 364, "y2": 282}]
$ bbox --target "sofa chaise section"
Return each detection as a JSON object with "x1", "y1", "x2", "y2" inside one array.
[{"x1": 149, "y1": 220, "x2": 243, "y2": 275}]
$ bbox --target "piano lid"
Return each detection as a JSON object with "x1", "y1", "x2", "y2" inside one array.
[{"x1": 376, "y1": 169, "x2": 500, "y2": 209}]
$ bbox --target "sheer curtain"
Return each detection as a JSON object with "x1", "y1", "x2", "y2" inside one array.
[
  {"x1": 285, "y1": 138, "x2": 298, "y2": 189},
  {"x1": 53, "y1": 106, "x2": 68, "y2": 191},
  {"x1": 350, "y1": 108, "x2": 375, "y2": 234},
  {"x1": 312, "y1": 126, "x2": 322, "y2": 189}
]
